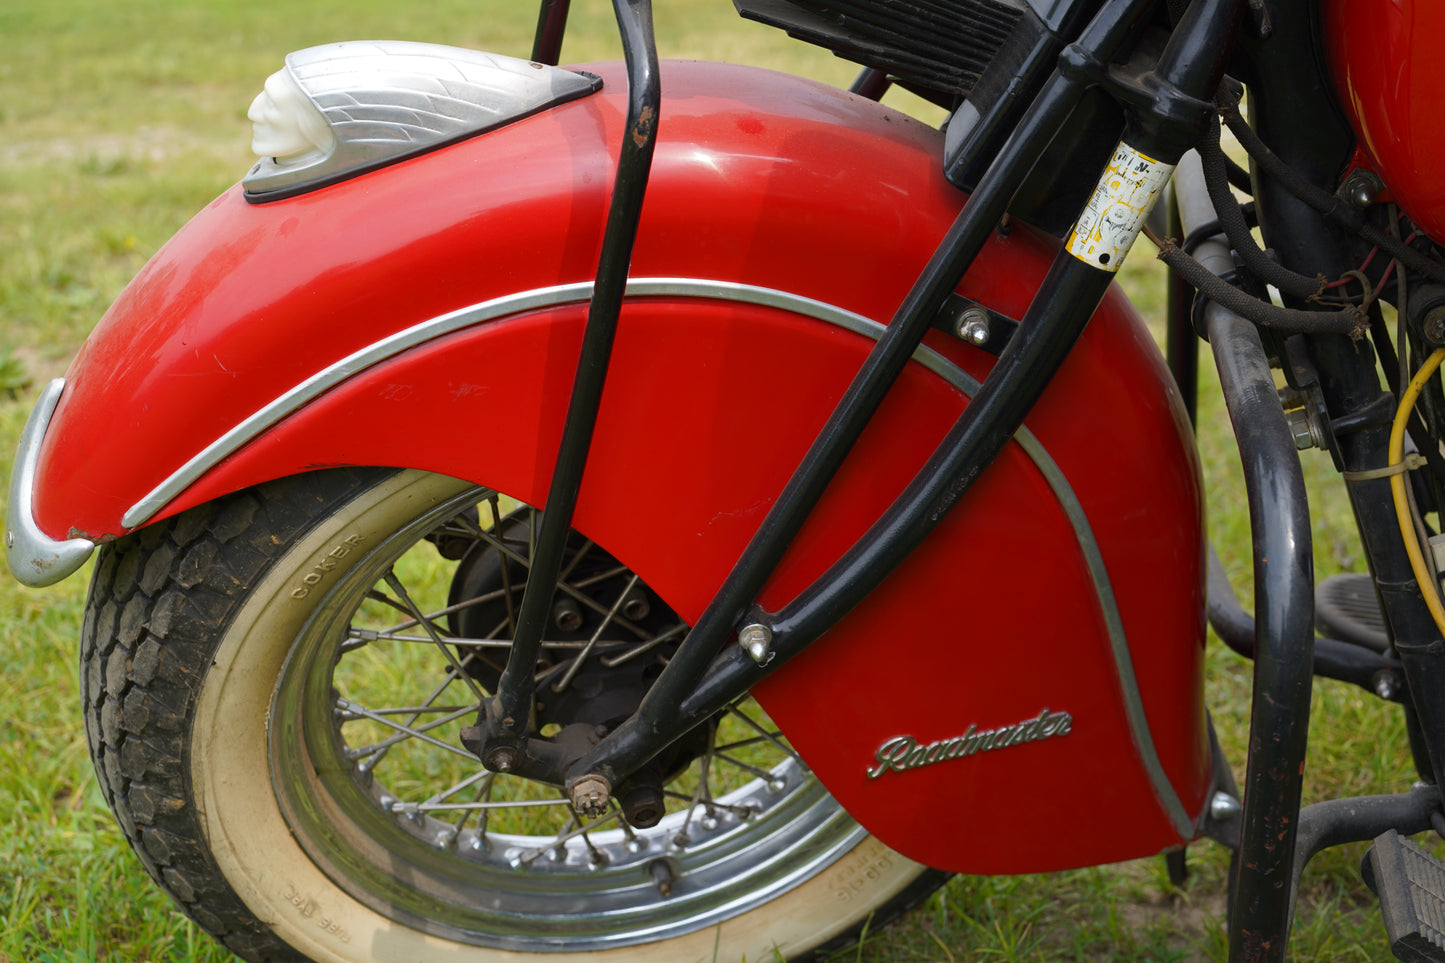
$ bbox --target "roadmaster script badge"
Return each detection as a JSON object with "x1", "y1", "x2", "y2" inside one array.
[{"x1": 866, "y1": 709, "x2": 1073, "y2": 778}]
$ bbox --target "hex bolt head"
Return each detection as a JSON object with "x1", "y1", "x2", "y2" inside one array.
[
  {"x1": 1209, "y1": 791, "x2": 1243, "y2": 821},
  {"x1": 570, "y1": 774, "x2": 612, "y2": 818},
  {"x1": 1284, "y1": 408, "x2": 1316, "y2": 451},
  {"x1": 1375, "y1": 671, "x2": 1400, "y2": 701},
  {"x1": 621, "y1": 589, "x2": 651, "y2": 621},
  {"x1": 552, "y1": 596, "x2": 584, "y2": 632},
  {"x1": 1342, "y1": 169, "x2": 1383, "y2": 209},
  {"x1": 1424, "y1": 308, "x2": 1445, "y2": 347},
  {"x1": 483, "y1": 745, "x2": 517, "y2": 772},
  {"x1": 956, "y1": 307, "x2": 991, "y2": 346},
  {"x1": 738, "y1": 623, "x2": 773, "y2": 664}
]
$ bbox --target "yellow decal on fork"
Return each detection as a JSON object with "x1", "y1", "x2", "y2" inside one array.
[{"x1": 1067, "y1": 142, "x2": 1175, "y2": 273}]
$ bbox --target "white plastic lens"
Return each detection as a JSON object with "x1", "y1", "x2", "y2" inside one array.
[{"x1": 247, "y1": 68, "x2": 335, "y2": 163}]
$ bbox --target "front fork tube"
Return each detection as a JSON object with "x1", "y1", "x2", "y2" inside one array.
[
  {"x1": 466, "y1": 0, "x2": 660, "y2": 773},
  {"x1": 1316, "y1": 333, "x2": 1445, "y2": 788}
]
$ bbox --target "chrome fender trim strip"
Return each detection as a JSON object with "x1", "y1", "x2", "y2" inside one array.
[{"x1": 6, "y1": 378, "x2": 99, "y2": 587}]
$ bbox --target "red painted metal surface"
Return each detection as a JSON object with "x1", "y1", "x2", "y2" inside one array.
[
  {"x1": 1325, "y1": 0, "x2": 1445, "y2": 238},
  {"x1": 33, "y1": 60, "x2": 1208, "y2": 871}
]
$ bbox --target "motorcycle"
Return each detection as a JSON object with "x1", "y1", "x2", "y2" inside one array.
[{"x1": 8, "y1": 0, "x2": 1445, "y2": 958}]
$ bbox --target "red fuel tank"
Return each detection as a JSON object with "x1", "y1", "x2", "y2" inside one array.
[{"x1": 1325, "y1": 0, "x2": 1445, "y2": 238}]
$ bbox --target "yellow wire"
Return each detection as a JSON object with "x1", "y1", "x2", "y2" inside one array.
[{"x1": 1389, "y1": 347, "x2": 1445, "y2": 637}]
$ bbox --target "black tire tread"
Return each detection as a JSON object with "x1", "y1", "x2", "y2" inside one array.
[{"x1": 81, "y1": 469, "x2": 388, "y2": 963}]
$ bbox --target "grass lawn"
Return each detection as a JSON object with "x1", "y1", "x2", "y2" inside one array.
[{"x1": 0, "y1": 0, "x2": 1419, "y2": 960}]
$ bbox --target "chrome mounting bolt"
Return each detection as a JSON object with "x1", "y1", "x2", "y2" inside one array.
[
  {"x1": 1209, "y1": 791, "x2": 1243, "y2": 822},
  {"x1": 956, "y1": 307, "x2": 991, "y2": 347},
  {"x1": 738, "y1": 623, "x2": 774, "y2": 665}
]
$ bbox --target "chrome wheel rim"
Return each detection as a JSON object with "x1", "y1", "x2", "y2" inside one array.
[{"x1": 269, "y1": 480, "x2": 863, "y2": 950}]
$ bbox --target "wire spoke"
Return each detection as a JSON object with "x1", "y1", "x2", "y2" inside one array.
[
  {"x1": 422, "y1": 768, "x2": 493, "y2": 807},
  {"x1": 662, "y1": 788, "x2": 754, "y2": 820},
  {"x1": 551, "y1": 573, "x2": 641, "y2": 693},
  {"x1": 337, "y1": 703, "x2": 471, "y2": 721},
  {"x1": 338, "y1": 698, "x2": 480, "y2": 762},
  {"x1": 723, "y1": 703, "x2": 804, "y2": 767},
  {"x1": 448, "y1": 774, "x2": 494, "y2": 835},
  {"x1": 382, "y1": 568, "x2": 488, "y2": 704},
  {"x1": 363, "y1": 587, "x2": 414, "y2": 621},
  {"x1": 600, "y1": 622, "x2": 686, "y2": 667},
  {"x1": 711, "y1": 751, "x2": 776, "y2": 781},
  {"x1": 359, "y1": 584, "x2": 521, "y2": 639},
  {"x1": 672, "y1": 724, "x2": 717, "y2": 844},
  {"x1": 454, "y1": 518, "x2": 653, "y2": 641},
  {"x1": 512, "y1": 808, "x2": 622, "y2": 867},
  {"x1": 488, "y1": 495, "x2": 521, "y2": 636},
  {"x1": 568, "y1": 563, "x2": 631, "y2": 591},
  {"x1": 340, "y1": 638, "x2": 489, "y2": 772},
  {"x1": 325, "y1": 494, "x2": 800, "y2": 859},
  {"x1": 352, "y1": 631, "x2": 594, "y2": 649},
  {"x1": 568, "y1": 804, "x2": 610, "y2": 865},
  {"x1": 391, "y1": 797, "x2": 574, "y2": 815}
]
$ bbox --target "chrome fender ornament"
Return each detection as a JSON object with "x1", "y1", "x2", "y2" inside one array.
[
  {"x1": 865, "y1": 709, "x2": 1073, "y2": 779},
  {"x1": 243, "y1": 41, "x2": 602, "y2": 200}
]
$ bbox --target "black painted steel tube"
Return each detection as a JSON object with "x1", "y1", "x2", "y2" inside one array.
[
  {"x1": 1289, "y1": 784, "x2": 1440, "y2": 908},
  {"x1": 772, "y1": 252, "x2": 1116, "y2": 640},
  {"x1": 532, "y1": 0, "x2": 573, "y2": 66},
  {"x1": 490, "y1": 0, "x2": 659, "y2": 738},
  {"x1": 1208, "y1": 301, "x2": 1316, "y2": 963},
  {"x1": 678, "y1": 251, "x2": 1117, "y2": 718},
  {"x1": 1206, "y1": 545, "x2": 1402, "y2": 698},
  {"x1": 1165, "y1": 194, "x2": 1199, "y2": 425}
]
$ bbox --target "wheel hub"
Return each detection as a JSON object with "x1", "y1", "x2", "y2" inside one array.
[{"x1": 442, "y1": 508, "x2": 705, "y2": 826}]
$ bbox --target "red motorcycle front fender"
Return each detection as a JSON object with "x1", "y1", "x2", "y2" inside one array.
[{"x1": 21, "y1": 59, "x2": 1209, "y2": 871}]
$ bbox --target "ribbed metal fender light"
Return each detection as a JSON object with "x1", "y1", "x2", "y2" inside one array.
[{"x1": 242, "y1": 41, "x2": 602, "y2": 201}]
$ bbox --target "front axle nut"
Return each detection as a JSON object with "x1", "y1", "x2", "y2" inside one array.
[{"x1": 570, "y1": 773, "x2": 612, "y2": 818}]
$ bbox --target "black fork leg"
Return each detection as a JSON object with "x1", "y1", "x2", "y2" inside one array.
[
  {"x1": 476, "y1": 0, "x2": 660, "y2": 767},
  {"x1": 532, "y1": 0, "x2": 572, "y2": 65}
]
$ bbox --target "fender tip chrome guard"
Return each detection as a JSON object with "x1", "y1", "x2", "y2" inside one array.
[
  {"x1": 242, "y1": 41, "x2": 603, "y2": 202},
  {"x1": 6, "y1": 378, "x2": 96, "y2": 588}
]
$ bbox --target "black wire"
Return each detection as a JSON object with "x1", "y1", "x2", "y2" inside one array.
[
  {"x1": 1200, "y1": 113, "x2": 1331, "y2": 299},
  {"x1": 1218, "y1": 94, "x2": 1445, "y2": 286},
  {"x1": 1154, "y1": 233, "x2": 1365, "y2": 334}
]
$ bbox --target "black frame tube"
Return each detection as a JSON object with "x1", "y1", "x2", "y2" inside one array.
[
  {"x1": 532, "y1": 0, "x2": 572, "y2": 66},
  {"x1": 488, "y1": 0, "x2": 660, "y2": 745},
  {"x1": 1207, "y1": 300, "x2": 1316, "y2": 963},
  {"x1": 1206, "y1": 545, "x2": 1403, "y2": 698},
  {"x1": 1165, "y1": 194, "x2": 1199, "y2": 425},
  {"x1": 1289, "y1": 785, "x2": 1440, "y2": 908}
]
